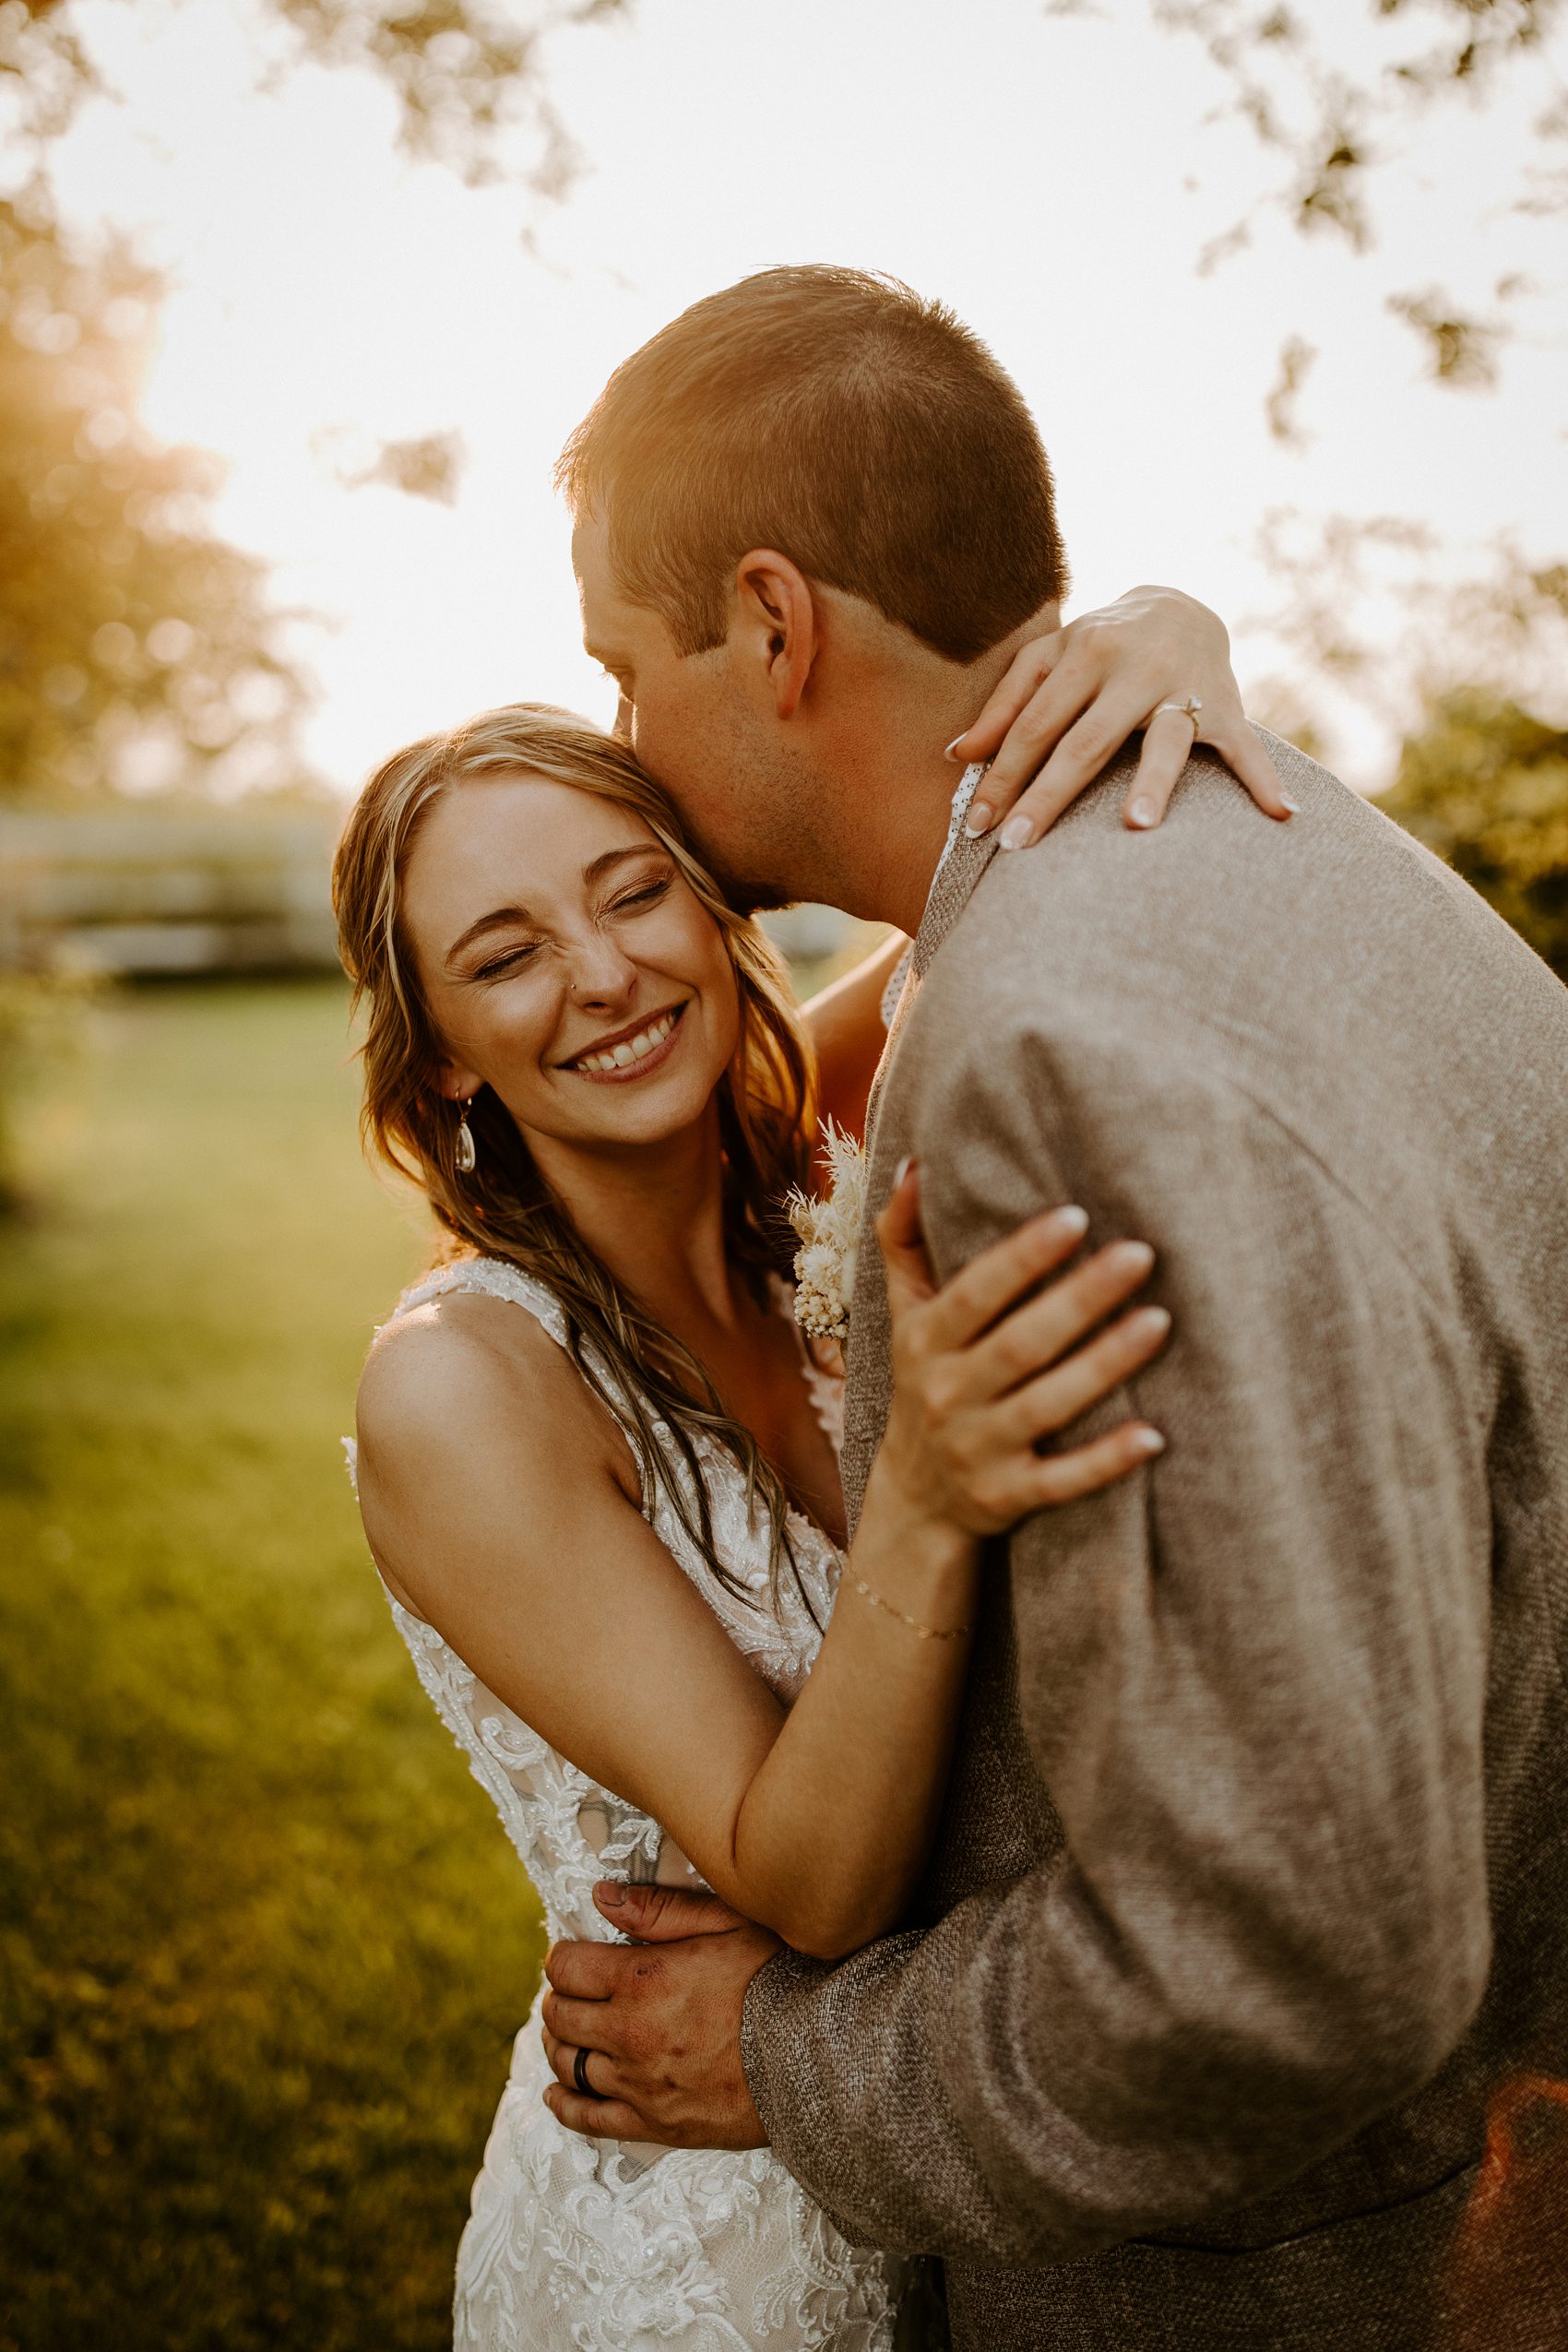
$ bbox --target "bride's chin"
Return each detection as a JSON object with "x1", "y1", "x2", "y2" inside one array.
[{"x1": 565, "y1": 1070, "x2": 721, "y2": 1147}]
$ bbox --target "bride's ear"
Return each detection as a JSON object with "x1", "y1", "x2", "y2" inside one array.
[
  {"x1": 436, "y1": 1058, "x2": 482, "y2": 1104},
  {"x1": 732, "y1": 549, "x2": 817, "y2": 720}
]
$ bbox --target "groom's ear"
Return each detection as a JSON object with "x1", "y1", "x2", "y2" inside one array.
[{"x1": 732, "y1": 550, "x2": 817, "y2": 722}]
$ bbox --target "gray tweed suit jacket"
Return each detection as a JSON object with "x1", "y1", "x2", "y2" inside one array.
[{"x1": 741, "y1": 733, "x2": 1568, "y2": 2350}]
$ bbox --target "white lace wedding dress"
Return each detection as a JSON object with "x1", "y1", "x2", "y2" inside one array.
[{"x1": 361, "y1": 1255, "x2": 904, "y2": 2352}]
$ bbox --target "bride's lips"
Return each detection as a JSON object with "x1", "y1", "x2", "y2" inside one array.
[{"x1": 559, "y1": 1001, "x2": 689, "y2": 1086}]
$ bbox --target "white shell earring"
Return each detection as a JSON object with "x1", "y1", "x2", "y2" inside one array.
[{"x1": 455, "y1": 1096, "x2": 478, "y2": 1174}]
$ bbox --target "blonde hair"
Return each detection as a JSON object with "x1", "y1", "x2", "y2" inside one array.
[{"x1": 332, "y1": 703, "x2": 818, "y2": 1610}]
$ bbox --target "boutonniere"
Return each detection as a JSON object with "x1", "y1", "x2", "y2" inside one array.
[{"x1": 785, "y1": 1122, "x2": 868, "y2": 1345}]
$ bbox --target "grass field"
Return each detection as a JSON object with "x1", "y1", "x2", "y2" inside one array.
[{"x1": 0, "y1": 980, "x2": 545, "y2": 2352}]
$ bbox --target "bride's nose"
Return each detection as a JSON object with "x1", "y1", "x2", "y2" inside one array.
[{"x1": 564, "y1": 932, "x2": 638, "y2": 1008}]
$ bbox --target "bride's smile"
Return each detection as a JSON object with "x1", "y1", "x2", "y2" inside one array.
[{"x1": 560, "y1": 999, "x2": 687, "y2": 1081}]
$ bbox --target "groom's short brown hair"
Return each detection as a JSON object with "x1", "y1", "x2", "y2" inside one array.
[{"x1": 556, "y1": 266, "x2": 1067, "y2": 665}]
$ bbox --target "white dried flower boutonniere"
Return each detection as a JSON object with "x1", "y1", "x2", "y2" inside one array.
[{"x1": 785, "y1": 1121, "x2": 868, "y2": 1345}]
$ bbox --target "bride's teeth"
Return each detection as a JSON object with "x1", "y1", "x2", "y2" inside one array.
[{"x1": 574, "y1": 1008, "x2": 678, "y2": 1073}]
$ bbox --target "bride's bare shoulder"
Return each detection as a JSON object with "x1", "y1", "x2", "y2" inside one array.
[{"x1": 356, "y1": 1279, "x2": 631, "y2": 1487}]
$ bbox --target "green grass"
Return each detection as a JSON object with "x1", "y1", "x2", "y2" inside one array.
[{"x1": 0, "y1": 980, "x2": 545, "y2": 2352}]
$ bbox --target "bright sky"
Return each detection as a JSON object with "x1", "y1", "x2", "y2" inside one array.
[{"x1": 42, "y1": 0, "x2": 1568, "y2": 794}]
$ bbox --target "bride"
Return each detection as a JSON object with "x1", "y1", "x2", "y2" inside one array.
[{"x1": 334, "y1": 656, "x2": 1265, "y2": 2346}]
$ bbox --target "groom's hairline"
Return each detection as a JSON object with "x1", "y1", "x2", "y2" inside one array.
[{"x1": 557, "y1": 266, "x2": 1068, "y2": 667}]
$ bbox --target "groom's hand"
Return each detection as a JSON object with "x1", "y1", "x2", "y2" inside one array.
[{"x1": 540, "y1": 1883, "x2": 778, "y2": 2148}]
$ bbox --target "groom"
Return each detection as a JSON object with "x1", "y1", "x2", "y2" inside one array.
[{"x1": 539, "y1": 267, "x2": 1568, "y2": 2348}]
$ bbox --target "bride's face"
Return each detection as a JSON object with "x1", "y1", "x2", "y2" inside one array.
[{"x1": 402, "y1": 774, "x2": 742, "y2": 1155}]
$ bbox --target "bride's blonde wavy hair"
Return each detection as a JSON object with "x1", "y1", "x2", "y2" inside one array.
[{"x1": 332, "y1": 703, "x2": 819, "y2": 1611}]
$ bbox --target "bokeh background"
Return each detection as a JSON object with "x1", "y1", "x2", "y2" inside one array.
[{"x1": 2, "y1": 3, "x2": 1565, "y2": 2346}]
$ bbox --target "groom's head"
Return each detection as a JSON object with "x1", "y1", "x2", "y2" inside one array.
[{"x1": 559, "y1": 266, "x2": 1066, "y2": 911}]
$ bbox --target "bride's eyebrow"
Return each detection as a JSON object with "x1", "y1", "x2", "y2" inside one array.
[
  {"x1": 444, "y1": 849, "x2": 667, "y2": 968},
  {"x1": 445, "y1": 904, "x2": 535, "y2": 968}
]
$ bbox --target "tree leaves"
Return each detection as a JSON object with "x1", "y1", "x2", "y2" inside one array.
[
  {"x1": 1381, "y1": 690, "x2": 1568, "y2": 976},
  {"x1": 0, "y1": 199, "x2": 310, "y2": 798},
  {"x1": 267, "y1": 0, "x2": 632, "y2": 193}
]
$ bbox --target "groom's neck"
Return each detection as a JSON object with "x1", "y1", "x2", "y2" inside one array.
[{"x1": 823, "y1": 603, "x2": 1058, "y2": 934}]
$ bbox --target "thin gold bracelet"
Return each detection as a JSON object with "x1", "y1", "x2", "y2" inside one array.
[{"x1": 849, "y1": 1574, "x2": 971, "y2": 1643}]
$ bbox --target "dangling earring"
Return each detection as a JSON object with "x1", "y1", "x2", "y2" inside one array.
[{"x1": 455, "y1": 1095, "x2": 477, "y2": 1174}]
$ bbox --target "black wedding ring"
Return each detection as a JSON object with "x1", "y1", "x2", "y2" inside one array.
[{"x1": 573, "y1": 2044, "x2": 595, "y2": 2097}]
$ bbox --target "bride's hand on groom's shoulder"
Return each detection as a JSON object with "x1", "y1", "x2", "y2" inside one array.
[
  {"x1": 948, "y1": 584, "x2": 1298, "y2": 850},
  {"x1": 872, "y1": 1162, "x2": 1171, "y2": 1538}
]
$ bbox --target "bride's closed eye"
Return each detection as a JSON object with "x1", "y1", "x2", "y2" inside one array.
[
  {"x1": 607, "y1": 877, "x2": 672, "y2": 917},
  {"x1": 472, "y1": 941, "x2": 541, "y2": 981}
]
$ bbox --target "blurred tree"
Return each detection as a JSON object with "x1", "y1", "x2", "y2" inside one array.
[
  {"x1": 1130, "y1": 0, "x2": 1567, "y2": 413},
  {"x1": 1379, "y1": 691, "x2": 1568, "y2": 976},
  {"x1": 268, "y1": 0, "x2": 633, "y2": 192},
  {"x1": 3, "y1": 0, "x2": 634, "y2": 194},
  {"x1": 0, "y1": 190, "x2": 308, "y2": 798},
  {"x1": 0, "y1": 0, "x2": 633, "y2": 800},
  {"x1": 1241, "y1": 518, "x2": 1568, "y2": 764},
  {"x1": 341, "y1": 429, "x2": 468, "y2": 505}
]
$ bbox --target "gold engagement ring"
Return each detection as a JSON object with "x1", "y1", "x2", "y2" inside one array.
[{"x1": 1153, "y1": 695, "x2": 1203, "y2": 736}]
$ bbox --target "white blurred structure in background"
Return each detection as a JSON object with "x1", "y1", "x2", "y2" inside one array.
[{"x1": 0, "y1": 810, "x2": 339, "y2": 976}]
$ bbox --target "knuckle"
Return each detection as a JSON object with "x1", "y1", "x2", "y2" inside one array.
[
  {"x1": 975, "y1": 1475, "x2": 1023, "y2": 1529},
  {"x1": 1007, "y1": 701, "x2": 1060, "y2": 750},
  {"x1": 998, "y1": 1324, "x2": 1041, "y2": 1381},
  {"x1": 1069, "y1": 718, "x2": 1111, "y2": 766}
]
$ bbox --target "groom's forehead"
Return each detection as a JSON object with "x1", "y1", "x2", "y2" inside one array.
[
  {"x1": 572, "y1": 515, "x2": 624, "y2": 639},
  {"x1": 571, "y1": 513, "x2": 613, "y2": 610},
  {"x1": 572, "y1": 514, "x2": 661, "y2": 663}
]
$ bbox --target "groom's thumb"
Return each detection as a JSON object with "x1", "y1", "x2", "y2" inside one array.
[{"x1": 594, "y1": 1881, "x2": 746, "y2": 1941}]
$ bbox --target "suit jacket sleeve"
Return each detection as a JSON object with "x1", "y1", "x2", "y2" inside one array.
[{"x1": 741, "y1": 1010, "x2": 1494, "y2": 2263}]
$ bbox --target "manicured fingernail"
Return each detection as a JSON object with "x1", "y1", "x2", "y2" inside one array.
[
  {"x1": 1127, "y1": 797, "x2": 1157, "y2": 829},
  {"x1": 1052, "y1": 1206, "x2": 1089, "y2": 1240},
  {"x1": 999, "y1": 817, "x2": 1032, "y2": 851},
  {"x1": 944, "y1": 735, "x2": 967, "y2": 762},
  {"x1": 1133, "y1": 1306, "x2": 1172, "y2": 1338},
  {"x1": 962, "y1": 802, "x2": 993, "y2": 837},
  {"x1": 893, "y1": 1155, "x2": 914, "y2": 1188},
  {"x1": 596, "y1": 1881, "x2": 627, "y2": 1907},
  {"x1": 1111, "y1": 1240, "x2": 1156, "y2": 1276},
  {"x1": 1133, "y1": 1427, "x2": 1166, "y2": 1457},
  {"x1": 1280, "y1": 795, "x2": 1300, "y2": 815}
]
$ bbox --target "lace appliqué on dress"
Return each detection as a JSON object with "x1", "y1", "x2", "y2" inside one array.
[{"x1": 357, "y1": 1254, "x2": 899, "y2": 2352}]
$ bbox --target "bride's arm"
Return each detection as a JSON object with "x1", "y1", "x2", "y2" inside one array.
[
  {"x1": 799, "y1": 588, "x2": 1290, "y2": 1143},
  {"x1": 802, "y1": 928, "x2": 907, "y2": 1146},
  {"x1": 354, "y1": 1179, "x2": 1168, "y2": 1963}
]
